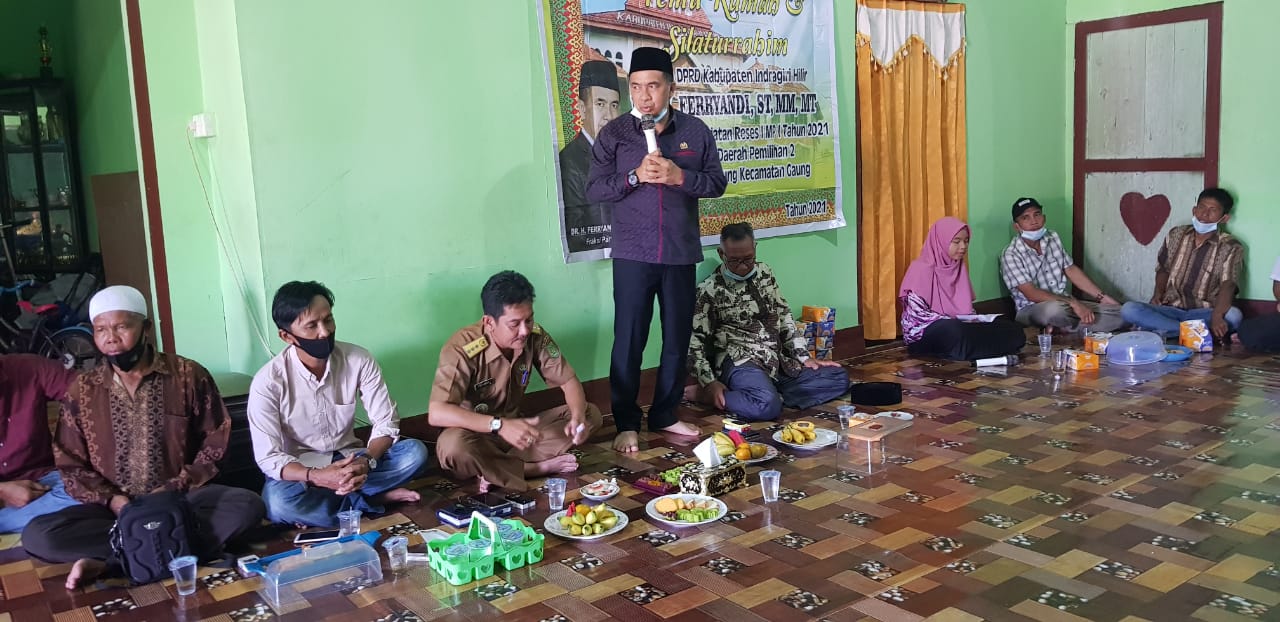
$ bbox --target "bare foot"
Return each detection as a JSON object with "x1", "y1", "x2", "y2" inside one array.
[
  {"x1": 658, "y1": 421, "x2": 701, "y2": 437},
  {"x1": 377, "y1": 487, "x2": 421, "y2": 504},
  {"x1": 476, "y1": 476, "x2": 491, "y2": 494},
  {"x1": 525, "y1": 454, "x2": 579, "y2": 476},
  {"x1": 613, "y1": 430, "x2": 640, "y2": 453},
  {"x1": 65, "y1": 558, "x2": 106, "y2": 590}
]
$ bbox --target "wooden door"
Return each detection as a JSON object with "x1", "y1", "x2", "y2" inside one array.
[{"x1": 1074, "y1": 4, "x2": 1222, "y2": 302}]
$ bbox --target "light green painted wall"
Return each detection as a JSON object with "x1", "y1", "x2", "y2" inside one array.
[
  {"x1": 964, "y1": 0, "x2": 1070, "y2": 301},
  {"x1": 134, "y1": 0, "x2": 230, "y2": 370},
  {"x1": 68, "y1": 0, "x2": 138, "y2": 252},
  {"x1": 1065, "y1": 0, "x2": 1280, "y2": 300}
]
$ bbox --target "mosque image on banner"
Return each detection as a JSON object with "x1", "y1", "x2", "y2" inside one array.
[{"x1": 542, "y1": 0, "x2": 843, "y2": 263}]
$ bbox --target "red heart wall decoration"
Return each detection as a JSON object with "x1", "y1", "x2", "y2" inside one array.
[{"x1": 1118, "y1": 192, "x2": 1171, "y2": 246}]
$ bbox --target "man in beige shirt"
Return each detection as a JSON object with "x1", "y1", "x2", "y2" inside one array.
[
  {"x1": 248, "y1": 281, "x2": 428, "y2": 528},
  {"x1": 430, "y1": 271, "x2": 601, "y2": 492}
]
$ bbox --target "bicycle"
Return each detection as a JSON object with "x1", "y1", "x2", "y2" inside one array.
[{"x1": 0, "y1": 279, "x2": 97, "y2": 370}]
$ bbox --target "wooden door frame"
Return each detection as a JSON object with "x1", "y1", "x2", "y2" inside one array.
[
  {"x1": 1072, "y1": 2, "x2": 1223, "y2": 267},
  {"x1": 123, "y1": 0, "x2": 176, "y2": 350}
]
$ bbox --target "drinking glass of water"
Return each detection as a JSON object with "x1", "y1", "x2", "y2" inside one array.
[
  {"x1": 168, "y1": 555, "x2": 198, "y2": 596},
  {"x1": 545, "y1": 478, "x2": 567, "y2": 511},
  {"x1": 759, "y1": 470, "x2": 781, "y2": 502}
]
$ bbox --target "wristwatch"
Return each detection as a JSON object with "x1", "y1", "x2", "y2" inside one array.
[
  {"x1": 489, "y1": 416, "x2": 503, "y2": 435},
  {"x1": 627, "y1": 168, "x2": 639, "y2": 187},
  {"x1": 353, "y1": 450, "x2": 377, "y2": 470}
]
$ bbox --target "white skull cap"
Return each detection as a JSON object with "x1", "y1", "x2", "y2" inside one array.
[{"x1": 89, "y1": 285, "x2": 149, "y2": 322}]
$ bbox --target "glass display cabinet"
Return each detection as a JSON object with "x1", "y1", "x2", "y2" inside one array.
[{"x1": 0, "y1": 79, "x2": 88, "y2": 280}]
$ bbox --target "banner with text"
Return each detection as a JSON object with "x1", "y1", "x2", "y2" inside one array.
[{"x1": 541, "y1": 0, "x2": 843, "y2": 263}]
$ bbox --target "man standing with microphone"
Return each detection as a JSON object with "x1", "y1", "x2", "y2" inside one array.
[{"x1": 587, "y1": 47, "x2": 727, "y2": 452}]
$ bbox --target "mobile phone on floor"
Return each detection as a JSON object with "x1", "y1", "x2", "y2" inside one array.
[
  {"x1": 293, "y1": 529, "x2": 341, "y2": 545},
  {"x1": 505, "y1": 493, "x2": 536, "y2": 512}
]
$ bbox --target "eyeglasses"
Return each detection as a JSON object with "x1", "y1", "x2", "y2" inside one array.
[{"x1": 724, "y1": 255, "x2": 756, "y2": 269}]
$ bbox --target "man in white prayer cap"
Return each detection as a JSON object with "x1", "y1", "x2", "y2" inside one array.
[{"x1": 23, "y1": 285, "x2": 265, "y2": 589}]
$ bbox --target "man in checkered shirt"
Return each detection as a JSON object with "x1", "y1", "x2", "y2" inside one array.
[{"x1": 1000, "y1": 197, "x2": 1124, "y2": 333}]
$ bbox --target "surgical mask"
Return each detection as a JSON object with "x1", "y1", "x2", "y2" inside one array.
[
  {"x1": 1020, "y1": 226, "x2": 1048, "y2": 241},
  {"x1": 292, "y1": 333, "x2": 336, "y2": 359},
  {"x1": 721, "y1": 264, "x2": 756, "y2": 282},
  {"x1": 107, "y1": 338, "x2": 147, "y2": 372},
  {"x1": 1191, "y1": 216, "x2": 1219, "y2": 235},
  {"x1": 630, "y1": 105, "x2": 669, "y2": 124}
]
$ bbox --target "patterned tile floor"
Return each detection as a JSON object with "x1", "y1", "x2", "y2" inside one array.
[{"x1": 4, "y1": 341, "x2": 1280, "y2": 621}]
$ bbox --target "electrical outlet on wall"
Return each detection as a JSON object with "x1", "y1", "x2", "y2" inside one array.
[{"x1": 189, "y1": 113, "x2": 216, "y2": 138}]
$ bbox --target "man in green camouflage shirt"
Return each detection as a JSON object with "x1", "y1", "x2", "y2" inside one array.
[{"x1": 684, "y1": 223, "x2": 850, "y2": 421}]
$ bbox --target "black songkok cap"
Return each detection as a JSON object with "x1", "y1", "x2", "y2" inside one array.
[
  {"x1": 629, "y1": 47, "x2": 673, "y2": 76},
  {"x1": 579, "y1": 60, "x2": 619, "y2": 95}
]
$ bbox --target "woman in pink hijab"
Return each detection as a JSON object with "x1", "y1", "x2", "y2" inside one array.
[{"x1": 899, "y1": 217, "x2": 1026, "y2": 360}]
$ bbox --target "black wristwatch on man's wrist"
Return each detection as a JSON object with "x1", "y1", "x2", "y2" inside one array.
[{"x1": 627, "y1": 169, "x2": 639, "y2": 188}]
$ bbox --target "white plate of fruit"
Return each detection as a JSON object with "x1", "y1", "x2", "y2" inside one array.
[
  {"x1": 645, "y1": 494, "x2": 728, "y2": 527},
  {"x1": 544, "y1": 502, "x2": 628, "y2": 540},
  {"x1": 579, "y1": 478, "x2": 620, "y2": 501}
]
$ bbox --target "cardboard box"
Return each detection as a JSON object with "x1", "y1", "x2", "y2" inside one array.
[
  {"x1": 677, "y1": 460, "x2": 746, "y2": 496},
  {"x1": 1084, "y1": 332, "x2": 1113, "y2": 355},
  {"x1": 801, "y1": 306, "x2": 836, "y2": 322},
  {"x1": 1180, "y1": 319, "x2": 1214, "y2": 352},
  {"x1": 1066, "y1": 349, "x2": 1099, "y2": 371}
]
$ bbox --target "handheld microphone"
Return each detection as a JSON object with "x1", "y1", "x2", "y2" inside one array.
[{"x1": 641, "y1": 114, "x2": 658, "y2": 154}]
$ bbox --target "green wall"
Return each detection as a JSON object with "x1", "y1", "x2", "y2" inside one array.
[
  {"x1": 964, "y1": 0, "x2": 1069, "y2": 301},
  {"x1": 68, "y1": 0, "x2": 139, "y2": 250},
  {"x1": 0, "y1": 0, "x2": 71, "y2": 80},
  {"x1": 1065, "y1": 0, "x2": 1280, "y2": 300}
]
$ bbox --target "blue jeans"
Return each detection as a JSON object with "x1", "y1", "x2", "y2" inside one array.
[
  {"x1": 0, "y1": 471, "x2": 80, "y2": 534},
  {"x1": 1120, "y1": 302, "x2": 1242, "y2": 338},
  {"x1": 262, "y1": 439, "x2": 429, "y2": 528},
  {"x1": 720, "y1": 360, "x2": 851, "y2": 422}
]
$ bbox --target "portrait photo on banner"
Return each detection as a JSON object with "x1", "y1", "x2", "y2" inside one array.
[{"x1": 540, "y1": 0, "x2": 844, "y2": 263}]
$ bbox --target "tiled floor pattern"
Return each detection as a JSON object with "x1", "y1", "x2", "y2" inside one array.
[{"x1": 3, "y1": 342, "x2": 1280, "y2": 620}]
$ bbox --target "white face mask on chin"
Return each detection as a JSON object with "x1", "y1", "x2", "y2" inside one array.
[
  {"x1": 1191, "y1": 216, "x2": 1220, "y2": 234},
  {"x1": 1020, "y1": 226, "x2": 1048, "y2": 241},
  {"x1": 630, "y1": 106, "x2": 669, "y2": 123}
]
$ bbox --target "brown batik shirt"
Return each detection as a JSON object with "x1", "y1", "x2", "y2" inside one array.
[
  {"x1": 55, "y1": 351, "x2": 230, "y2": 504},
  {"x1": 1155, "y1": 225, "x2": 1245, "y2": 310}
]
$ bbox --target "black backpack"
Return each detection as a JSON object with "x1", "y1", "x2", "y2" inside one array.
[{"x1": 108, "y1": 491, "x2": 202, "y2": 585}]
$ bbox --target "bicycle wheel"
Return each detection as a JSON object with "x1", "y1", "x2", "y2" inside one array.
[{"x1": 44, "y1": 327, "x2": 98, "y2": 370}]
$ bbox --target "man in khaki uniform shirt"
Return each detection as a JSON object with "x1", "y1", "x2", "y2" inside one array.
[{"x1": 430, "y1": 271, "x2": 602, "y2": 491}]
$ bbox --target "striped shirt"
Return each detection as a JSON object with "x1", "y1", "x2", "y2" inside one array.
[
  {"x1": 1000, "y1": 231, "x2": 1073, "y2": 311},
  {"x1": 1155, "y1": 225, "x2": 1244, "y2": 310}
]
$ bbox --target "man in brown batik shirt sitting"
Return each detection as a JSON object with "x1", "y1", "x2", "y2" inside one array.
[{"x1": 22, "y1": 286, "x2": 265, "y2": 589}]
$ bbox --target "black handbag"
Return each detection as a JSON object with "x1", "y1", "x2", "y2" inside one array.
[{"x1": 108, "y1": 491, "x2": 202, "y2": 585}]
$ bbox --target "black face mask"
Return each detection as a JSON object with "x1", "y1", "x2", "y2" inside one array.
[
  {"x1": 292, "y1": 333, "x2": 335, "y2": 359},
  {"x1": 108, "y1": 338, "x2": 148, "y2": 372}
]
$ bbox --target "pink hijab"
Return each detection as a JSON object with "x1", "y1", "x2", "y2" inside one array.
[{"x1": 898, "y1": 217, "x2": 975, "y2": 316}]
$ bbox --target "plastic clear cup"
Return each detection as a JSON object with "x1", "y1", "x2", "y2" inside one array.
[
  {"x1": 382, "y1": 536, "x2": 408, "y2": 573},
  {"x1": 545, "y1": 478, "x2": 567, "y2": 511},
  {"x1": 337, "y1": 509, "x2": 361, "y2": 537},
  {"x1": 1038, "y1": 333, "x2": 1052, "y2": 356},
  {"x1": 759, "y1": 470, "x2": 781, "y2": 502},
  {"x1": 837, "y1": 405, "x2": 856, "y2": 430},
  {"x1": 1052, "y1": 349, "x2": 1068, "y2": 374},
  {"x1": 168, "y1": 555, "x2": 198, "y2": 596}
]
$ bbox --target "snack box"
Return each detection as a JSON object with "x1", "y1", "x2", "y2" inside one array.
[
  {"x1": 677, "y1": 460, "x2": 746, "y2": 497},
  {"x1": 1066, "y1": 349, "x2": 1099, "y2": 371},
  {"x1": 1084, "y1": 331, "x2": 1113, "y2": 355},
  {"x1": 801, "y1": 305, "x2": 836, "y2": 323},
  {"x1": 1180, "y1": 319, "x2": 1214, "y2": 352}
]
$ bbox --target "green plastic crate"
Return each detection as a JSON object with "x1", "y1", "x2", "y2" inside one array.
[{"x1": 426, "y1": 512, "x2": 545, "y2": 586}]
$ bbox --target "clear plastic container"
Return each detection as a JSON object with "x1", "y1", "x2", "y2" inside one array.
[
  {"x1": 1106, "y1": 331, "x2": 1167, "y2": 366},
  {"x1": 260, "y1": 539, "x2": 383, "y2": 608}
]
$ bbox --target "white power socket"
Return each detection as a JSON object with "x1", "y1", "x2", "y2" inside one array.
[{"x1": 189, "y1": 113, "x2": 216, "y2": 138}]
